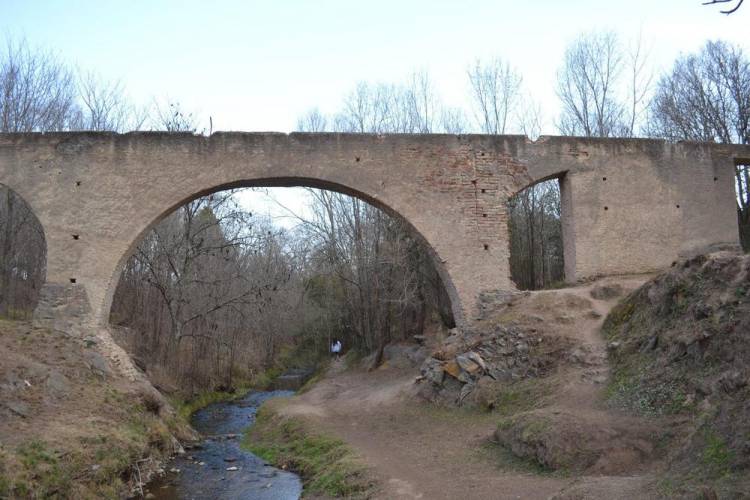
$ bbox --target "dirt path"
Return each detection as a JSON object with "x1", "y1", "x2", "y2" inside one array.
[
  {"x1": 276, "y1": 277, "x2": 656, "y2": 499},
  {"x1": 541, "y1": 277, "x2": 648, "y2": 411},
  {"x1": 282, "y1": 366, "x2": 569, "y2": 499}
]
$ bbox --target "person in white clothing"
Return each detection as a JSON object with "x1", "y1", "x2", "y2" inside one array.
[{"x1": 331, "y1": 339, "x2": 342, "y2": 360}]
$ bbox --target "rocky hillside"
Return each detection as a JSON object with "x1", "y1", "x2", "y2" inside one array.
[
  {"x1": 603, "y1": 252, "x2": 750, "y2": 497},
  {"x1": 0, "y1": 320, "x2": 193, "y2": 498},
  {"x1": 415, "y1": 279, "x2": 637, "y2": 412}
]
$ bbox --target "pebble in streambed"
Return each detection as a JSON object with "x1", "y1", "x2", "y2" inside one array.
[{"x1": 144, "y1": 390, "x2": 302, "y2": 500}]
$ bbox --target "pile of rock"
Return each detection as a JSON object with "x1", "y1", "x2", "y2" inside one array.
[{"x1": 417, "y1": 324, "x2": 571, "y2": 405}]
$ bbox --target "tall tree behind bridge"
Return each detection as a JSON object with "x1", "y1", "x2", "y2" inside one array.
[
  {"x1": 648, "y1": 40, "x2": 750, "y2": 249},
  {"x1": 556, "y1": 31, "x2": 652, "y2": 138},
  {"x1": 507, "y1": 31, "x2": 656, "y2": 290},
  {"x1": 467, "y1": 57, "x2": 523, "y2": 135}
]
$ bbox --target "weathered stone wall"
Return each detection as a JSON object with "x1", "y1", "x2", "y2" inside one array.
[{"x1": 0, "y1": 132, "x2": 746, "y2": 332}]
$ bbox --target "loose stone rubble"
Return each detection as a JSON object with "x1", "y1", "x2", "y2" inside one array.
[{"x1": 417, "y1": 324, "x2": 576, "y2": 405}]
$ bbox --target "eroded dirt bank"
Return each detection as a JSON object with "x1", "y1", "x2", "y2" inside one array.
[{"x1": 0, "y1": 320, "x2": 193, "y2": 498}]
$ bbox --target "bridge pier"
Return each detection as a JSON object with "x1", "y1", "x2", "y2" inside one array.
[{"x1": 33, "y1": 282, "x2": 94, "y2": 336}]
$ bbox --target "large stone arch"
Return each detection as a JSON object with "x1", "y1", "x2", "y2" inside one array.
[{"x1": 102, "y1": 176, "x2": 465, "y2": 329}]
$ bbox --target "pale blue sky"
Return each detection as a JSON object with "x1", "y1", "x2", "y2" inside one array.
[{"x1": 2, "y1": 0, "x2": 748, "y2": 134}]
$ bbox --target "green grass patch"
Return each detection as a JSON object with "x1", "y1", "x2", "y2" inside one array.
[
  {"x1": 3, "y1": 437, "x2": 129, "y2": 499},
  {"x1": 15, "y1": 440, "x2": 72, "y2": 498},
  {"x1": 605, "y1": 357, "x2": 696, "y2": 416},
  {"x1": 702, "y1": 430, "x2": 734, "y2": 478},
  {"x1": 601, "y1": 300, "x2": 635, "y2": 339},
  {"x1": 242, "y1": 402, "x2": 374, "y2": 498}
]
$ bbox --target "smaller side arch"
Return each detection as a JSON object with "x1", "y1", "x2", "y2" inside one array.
[
  {"x1": 0, "y1": 183, "x2": 47, "y2": 318},
  {"x1": 506, "y1": 171, "x2": 574, "y2": 289}
]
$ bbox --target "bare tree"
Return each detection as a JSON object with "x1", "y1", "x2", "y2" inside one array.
[
  {"x1": 0, "y1": 38, "x2": 78, "y2": 132},
  {"x1": 649, "y1": 40, "x2": 750, "y2": 249},
  {"x1": 112, "y1": 192, "x2": 300, "y2": 392},
  {"x1": 556, "y1": 31, "x2": 625, "y2": 137},
  {"x1": 649, "y1": 40, "x2": 749, "y2": 144},
  {"x1": 74, "y1": 71, "x2": 147, "y2": 131},
  {"x1": 152, "y1": 99, "x2": 203, "y2": 133},
  {"x1": 297, "y1": 107, "x2": 328, "y2": 132},
  {"x1": 440, "y1": 107, "x2": 469, "y2": 134},
  {"x1": 334, "y1": 82, "x2": 378, "y2": 133},
  {"x1": 703, "y1": 0, "x2": 744, "y2": 14},
  {"x1": 334, "y1": 81, "x2": 413, "y2": 133},
  {"x1": 404, "y1": 70, "x2": 439, "y2": 133},
  {"x1": 327, "y1": 72, "x2": 460, "y2": 135},
  {"x1": 517, "y1": 94, "x2": 544, "y2": 140},
  {"x1": 556, "y1": 30, "x2": 653, "y2": 138},
  {"x1": 625, "y1": 31, "x2": 654, "y2": 137},
  {"x1": 467, "y1": 57, "x2": 523, "y2": 134}
]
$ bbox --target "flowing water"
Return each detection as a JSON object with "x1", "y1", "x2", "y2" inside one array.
[{"x1": 144, "y1": 390, "x2": 302, "y2": 500}]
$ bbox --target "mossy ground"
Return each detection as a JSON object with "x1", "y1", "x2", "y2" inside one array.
[
  {"x1": 599, "y1": 254, "x2": 750, "y2": 495},
  {"x1": 241, "y1": 399, "x2": 375, "y2": 498},
  {"x1": 0, "y1": 319, "x2": 195, "y2": 499},
  {"x1": 0, "y1": 392, "x2": 186, "y2": 499}
]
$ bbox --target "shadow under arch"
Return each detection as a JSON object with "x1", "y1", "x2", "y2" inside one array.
[
  {"x1": 102, "y1": 175, "x2": 460, "y2": 329},
  {"x1": 506, "y1": 171, "x2": 571, "y2": 290},
  {"x1": 0, "y1": 183, "x2": 47, "y2": 318}
]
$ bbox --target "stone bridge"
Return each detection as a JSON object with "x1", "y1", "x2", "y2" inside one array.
[{"x1": 0, "y1": 132, "x2": 747, "y2": 332}]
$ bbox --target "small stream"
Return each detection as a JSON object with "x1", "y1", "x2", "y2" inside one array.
[{"x1": 144, "y1": 390, "x2": 302, "y2": 500}]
